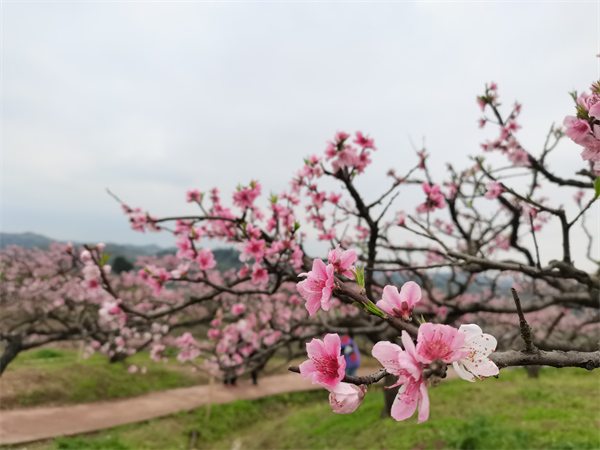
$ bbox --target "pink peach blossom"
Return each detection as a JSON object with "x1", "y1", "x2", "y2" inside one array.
[
  {"x1": 327, "y1": 245, "x2": 357, "y2": 278},
  {"x1": 299, "y1": 333, "x2": 346, "y2": 388},
  {"x1": 353, "y1": 131, "x2": 376, "y2": 149},
  {"x1": 251, "y1": 263, "x2": 268, "y2": 285},
  {"x1": 397, "y1": 211, "x2": 406, "y2": 226},
  {"x1": 334, "y1": 131, "x2": 350, "y2": 143},
  {"x1": 508, "y1": 148, "x2": 531, "y2": 167},
  {"x1": 376, "y1": 282, "x2": 421, "y2": 320},
  {"x1": 415, "y1": 323, "x2": 469, "y2": 365},
  {"x1": 318, "y1": 229, "x2": 337, "y2": 241},
  {"x1": 239, "y1": 238, "x2": 266, "y2": 263},
  {"x1": 563, "y1": 116, "x2": 591, "y2": 142},
  {"x1": 327, "y1": 382, "x2": 366, "y2": 414},
  {"x1": 232, "y1": 303, "x2": 246, "y2": 315},
  {"x1": 233, "y1": 182, "x2": 262, "y2": 209},
  {"x1": 372, "y1": 332, "x2": 429, "y2": 423},
  {"x1": 328, "y1": 192, "x2": 342, "y2": 204},
  {"x1": 297, "y1": 259, "x2": 335, "y2": 316},
  {"x1": 196, "y1": 249, "x2": 216, "y2": 270},
  {"x1": 186, "y1": 189, "x2": 201, "y2": 203},
  {"x1": 484, "y1": 181, "x2": 504, "y2": 200},
  {"x1": 416, "y1": 183, "x2": 446, "y2": 213}
]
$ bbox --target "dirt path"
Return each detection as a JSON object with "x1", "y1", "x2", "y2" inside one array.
[
  {"x1": 0, "y1": 367, "x2": 458, "y2": 446},
  {"x1": 0, "y1": 367, "x2": 371, "y2": 445}
]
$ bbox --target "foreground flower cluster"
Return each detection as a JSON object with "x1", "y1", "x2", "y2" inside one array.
[
  {"x1": 297, "y1": 277, "x2": 498, "y2": 423},
  {"x1": 299, "y1": 321, "x2": 498, "y2": 422},
  {"x1": 296, "y1": 256, "x2": 499, "y2": 422}
]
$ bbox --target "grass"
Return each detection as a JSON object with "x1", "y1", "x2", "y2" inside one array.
[
  {"x1": 0, "y1": 349, "x2": 371, "y2": 410},
  {"x1": 19, "y1": 367, "x2": 600, "y2": 450},
  {"x1": 0, "y1": 348, "x2": 203, "y2": 409}
]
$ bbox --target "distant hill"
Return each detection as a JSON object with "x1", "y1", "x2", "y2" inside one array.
[
  {"x1": 1, "y1": 232, "x2": 166, "y2": 260},
  {"x1": 0, "y1": 232, "x2": 241, "y2": 272},
  {"x1": 154, "y1": 246, "x2": 242, "y2": 272},
  {"x1": 384, "y1": 271, "x2": 513, "y2": 297},
  {"x1": 1, "y1": 232, "x2": 56, "y2": 249}
]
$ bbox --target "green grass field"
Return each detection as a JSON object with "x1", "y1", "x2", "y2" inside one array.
[
  {"x1": 19, "y1": 367, "x2": 600, "y2": 450},
  {"x1": 1, "y1": 348, "x2": 202, "y2": 409},
  {"x1": 1, "y1": 348, "x2": 371, "y2": 409}
]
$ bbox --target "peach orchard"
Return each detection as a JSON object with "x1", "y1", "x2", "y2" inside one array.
[{"x1": 1, "y1": 79, "x2": 599, "y2": 421}]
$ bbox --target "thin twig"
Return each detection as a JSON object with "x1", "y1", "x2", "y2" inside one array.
[
  {"x1": 288, "y1": 366, "x2": 389, "y2": 386},
  {"x1": 529, "y1": 213, "x2": 541, "y2": 269},
  {"x1": 510, "y1": 288, "x2": 538, "y2": 354}
]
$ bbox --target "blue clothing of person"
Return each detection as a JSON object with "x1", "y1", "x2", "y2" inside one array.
[{"x1": 340, "y1": 335, "x2": 361, "y2": 376}]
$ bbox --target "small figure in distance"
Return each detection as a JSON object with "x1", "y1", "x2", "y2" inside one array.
[
  {"x1": 340, "y1": 334, "x2": 361, "y2": 377},
  {"x1": 223, "y1": 372, "x2": 237, "y2": 388},
  {"x1": 250, "y1": 357, "x2": 268, "y2": 385}
]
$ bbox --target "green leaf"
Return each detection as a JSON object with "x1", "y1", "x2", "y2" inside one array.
[
  {"x1": 100, "y1": 253, "x2": 110, "y2": 267},
  {"x1": 294, "y1": 222, "x2": 300, "y2": 232},
  {"x1": 594, "y1": 177, "x2": 600, "y2": 199},
  {"x1": 352, "y1": 302, "x2": 366, "y2": 311},
  {"x1": 365, "y1": 301, "x2": 384, "y2": 318},
  {"x1": 350, "y1": 264, "x2": 365, "y2": 289},
  {"x1": 576, "y1": 104, "x2": 589, "y2": 120},
  {"x1": 569, "y1": 91, "x2": 578, "y2": 102}
]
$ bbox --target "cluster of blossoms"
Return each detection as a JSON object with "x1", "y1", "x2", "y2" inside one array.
[
  {"x1": 202, "y1": 284, "x2": 307, "y2": 377},
  {"x1": 122, "y1": 205, "x2": 161, "y2": 233},
  {"x1": 289, "y1": 131, "x2": 379, "y2": 242},
  {"x1": 416, "y1": 183, "x2": 447, "y2": 214},
  {"x1": 478, "y1": 83, "x2": 529, "y2": 167},
  {"x1": 79, "y1": 244, "x2": 110, "y2": 290},
  {"x1": 299, "y1": 322, "x2": 498, "y2": 421},
  {"x1": 373, "y1": 323, "x2": 498, "y2": 422},
  {"x1": 296, "y1": 261, "x2": 499, "y2": 422},
  {"x1": 232, "y1": 181, "x2": 262, "y2": 210},
  {"x1": 563, "y1": 81, "x2": 600, "y2": 174},
  {"x1": 299, "y1": 334, "x2": 366, "y2": 414},
  {"x1": 325, "y1": 131, "x2": 376, "y2": 175},
  {"x1": 296, "y1": 246, "x2": 357, "y2": 316},
  {"x1": 484, "y1": 181, "x2": 504, "y2": 200}
]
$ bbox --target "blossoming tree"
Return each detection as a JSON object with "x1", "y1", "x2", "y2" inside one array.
[{"x1": 2, "y1": 78, "x2": 598, "y2": 421}]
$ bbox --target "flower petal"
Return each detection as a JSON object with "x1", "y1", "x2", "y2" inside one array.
[
  {"x1": 372, "y1": 341, "x2": 404, "y2": 375},
  {"x1": 417, "y1": 380, "x2": 430, "y2": 424},
  {"x1": 399, "y1": 281, "x2": 421, "y2": 306}
]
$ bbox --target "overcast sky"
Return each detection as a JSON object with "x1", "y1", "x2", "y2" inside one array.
[{"x1": 3, "y1": 1, "x2": 599, "y2": 266}]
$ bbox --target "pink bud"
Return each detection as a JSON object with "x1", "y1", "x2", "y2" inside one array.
[{"x1": 327, "y1": 382, "x2": 366, "y2": 414}]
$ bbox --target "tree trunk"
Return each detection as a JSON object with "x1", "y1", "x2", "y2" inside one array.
[
  {"x1": 381, "y1": 373, "x2": 399, "y2": 418},
  {"x1": 0, "y1": 337, "x2": 22, "y2": 375},
  {"x1": 109, "y1": 352, "x2": 129, "y2": 363},
  {"x1": 525, "y1": 365, "x2": 541, "y2": 378}
]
